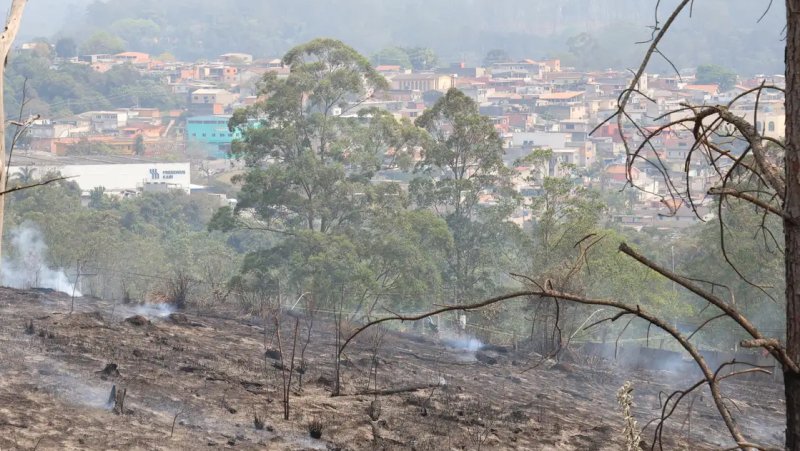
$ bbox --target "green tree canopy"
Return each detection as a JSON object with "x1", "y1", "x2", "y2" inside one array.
[
  {"x1": 483, "y1": 49, "x2": 512, "y2": 66},
  {"x1": 4, "y1": 52, "x2": 180, "y2": 118},
  {"x1": 224, "y1": 39, "x2": 450, "y2": 311},
  {"x1": 411, "y1": 88, "x2": 514, "y2": 303},
  {"x1": 55, "y1": 37, "x2": 77, "y2": 58},
  {"x1": 228, "y1": 39, "x2": 395, "y2": 233},
  {"x1": 371, "y1": 46, "x2": 412, "y2": 69},
  {"x1": 405, "y1": 47, "x2": 438, "y2": 71},
  {"x1": 80, "y1": 31, "x2": 125, "y2": 55},
  {"x1": 109, "y1": 18, "x2": 161, "y2": 52},
  {"x1": 695, "y1": 64, "x2": 738, "y2": 91}
]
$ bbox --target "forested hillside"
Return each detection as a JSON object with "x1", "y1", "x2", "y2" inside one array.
[
  {"x1": 45, "y1": 0, "x2": 780, "y2": 73},
  {"x1": 4, "y1": 52, "x2": 179, "y2": 119}
]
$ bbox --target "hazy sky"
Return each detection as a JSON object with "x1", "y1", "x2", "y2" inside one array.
[{"x1": 0, "y1": 0, "x2": 787, "y2": 74}]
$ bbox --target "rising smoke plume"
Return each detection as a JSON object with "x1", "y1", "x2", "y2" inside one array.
[{"x1": 1, "y1": 224, "x2": 80, "y2": 296}]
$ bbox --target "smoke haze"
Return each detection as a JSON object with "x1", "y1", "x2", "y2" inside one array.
[{"x1": 1, "y1": 225, "x2": 81, "y2": 296}]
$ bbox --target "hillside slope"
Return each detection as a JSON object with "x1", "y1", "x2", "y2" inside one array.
[{"x1": 0, "y1": 287, "x2": 782, "y2": 449}]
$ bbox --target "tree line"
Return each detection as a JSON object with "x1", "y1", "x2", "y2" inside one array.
[{"x1": 5, "y1": 50, "x2": 179, "y2": 121}]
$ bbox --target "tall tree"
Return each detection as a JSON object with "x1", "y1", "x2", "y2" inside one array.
[
  {"x1": 228, "y1": 39, "x2": 401, "y2": 233},
  {"x1": 0, "y1": 0, "x2": 29, "y2": 264},
  {"x1": 483, "y1": 49, "x2": 511, "y2": 67},
  {"x1": 80, "y1": 31, "x2": 125, "y2": 55},
  {"x1": 695, "y1": 64, "x2": 738, "y2": 91},
  {"x1": 413, "y1": 88, "x2": 507, "y2": 219},
  {"x1": 371, "y1": 46, "x2": 412, "y2": 69},
  {"x1": 133, "y1": 134, "x2": 145, "y2": 156},
  {"x1": 411, "y1": 88, "x2": 513, "y2": 303},
  {"x1": 784, "y1": 1, "x2": 800, "y2": 447},
  {"x1": 223, "y1": 39, "x2": 448, "y2": 311},
  {"x1": 55, "y1": 37, "x2": 77, "y2": 58},
  {"x1": 566, "y1": 32, "x2": 600, "y2": 68},
  {"x1": 405, "y1": 47, "x2": 438, "y2": 71},
  {"x1": 529, "y1": 176, "x2": 604, "y2": 269}
]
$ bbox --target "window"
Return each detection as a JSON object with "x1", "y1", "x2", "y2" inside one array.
[{"x1": 769, "y1": 121, "x2": 776, "y2": 132}]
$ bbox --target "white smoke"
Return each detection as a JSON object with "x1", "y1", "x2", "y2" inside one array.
[
  {"x1": 1, "y1": 225, "x2": 81, "y2": 296},
  {"x1": 133, "y1": 303, "x2": 175, "y2": 318},
  {"x1": 442, "y1": 336, "x2": 484, "y2": 352}
]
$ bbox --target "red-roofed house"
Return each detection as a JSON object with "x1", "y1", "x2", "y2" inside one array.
[
  {"x1": 683, "y1": 84, "x2": 720, "y2": 96},
  {"x1": 538, "y1": 91, "x2": 585, "y2": 104},
  {"x1": 114, "y1": 52, "x2": 150, "y2": 65},
  {"x1": 375, "y1": 65, "x2": 402, "y2": 74},
  {"x1": 606, "y1": 164, "x2": 641, "y2": 183}
]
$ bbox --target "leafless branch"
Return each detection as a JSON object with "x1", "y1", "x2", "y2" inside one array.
[{"x1": 0, "y1": 176, "x2": 72, "y2": 196}]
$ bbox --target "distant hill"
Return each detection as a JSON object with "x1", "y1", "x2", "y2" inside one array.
[
  {"x1": 2, "y1": 0, "x2": 787, "y2": 74},
  {"x1": 0, "y1": 0, "x2": 94, "y2": 41}
]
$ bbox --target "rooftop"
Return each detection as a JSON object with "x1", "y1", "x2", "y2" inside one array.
[
  {"x1": 9, "y1": 150, "x2": 186, "y2": 167},
  {"x1": 187, "y1": 115, "x2": 232, "y2": 122},
  {"x1": 391, "y1": 73, "x2": 443, "y2": 80},
  {"x1": 539, "y1": 91, "x2": 584, "y2": 100},
  {"x1": 682, "y1": 84, "x2": 720, "y2": 95},
  {"x1": 192, "y1": 88, "x2": 230, "y2": 95}
]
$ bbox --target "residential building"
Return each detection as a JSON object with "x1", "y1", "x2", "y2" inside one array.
[
  {"x1": 186, "y1": 115, "x2": 241, "y2": 158},
  {"x1": 491, "y1": 60, "x2": 544, "y2": 79},
  {"x1": 189, "y1": 88, "x2": 237, "y2": 115},
  {"x1": 114, "y1": 52, "x2": 151, "y2": 65},
  {"x1": 511, "y1": 131, "x2": 571, "y2": 149},
  {"x1": 390, "y1": 73, "x2": 454, "y2": 92},
  {"x1": 82, "y1": 111, "x2": 129, "y2": 133}
]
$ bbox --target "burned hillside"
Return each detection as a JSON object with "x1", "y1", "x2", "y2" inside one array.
[{"x1": 0, "y1": 288, "x2": 784, "y2": 450}]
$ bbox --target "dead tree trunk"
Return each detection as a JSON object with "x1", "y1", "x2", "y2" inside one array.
[
  {"x1": 0, "y1": 0, "x2": 29, "y2": 262},
  {"x1": 785, "y1": 1, "x2": 800, "y2": 448}
]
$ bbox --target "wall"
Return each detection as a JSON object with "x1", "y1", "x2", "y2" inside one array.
[
  {"x1": 8, "y1": 162, "x2": 192, "y2": 194},
  {"x1": 186, "y1": 115, "x2": 239, "y2": 158}
]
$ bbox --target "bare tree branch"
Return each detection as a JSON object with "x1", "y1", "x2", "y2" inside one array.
[
  {"x1": 0, "y1": 177, "x2": 72, "y2": 196},
  {"x1": 618, "y1": 242, "x2": 799, "y2": 373},
  {"x1": 339, "y1": 286, "x2": 749, "y2": 445},
  {"x1": 708, "y1": 187, "x2": 790, "y2": 222}
]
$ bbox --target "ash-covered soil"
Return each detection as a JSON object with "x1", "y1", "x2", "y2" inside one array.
[{"x1": 0, "y1": 288, "x2": 785, "y2": 450}]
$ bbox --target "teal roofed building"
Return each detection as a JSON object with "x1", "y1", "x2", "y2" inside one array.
[{"x1": 186, "y1": 115, "x2": 241, "y2": 159}]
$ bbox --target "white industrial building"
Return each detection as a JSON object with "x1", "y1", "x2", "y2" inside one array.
[{"x1": 9, "y1": 152, "x2": 192, "y2": 195}]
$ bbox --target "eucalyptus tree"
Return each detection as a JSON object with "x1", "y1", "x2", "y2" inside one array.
[
  {"x1": 229, "y1": 38, "x2": 409, "y2": 234},
  {"x1": 410, "y1": 88, "x2": 517, "y2": 304},
  {"x1": 224, "y1": 39, "x2": 449, "y2": 311}
]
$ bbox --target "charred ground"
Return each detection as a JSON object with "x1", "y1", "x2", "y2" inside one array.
[{"x1": 0, "y1": 288, "x2": 784, "y2": 450}]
